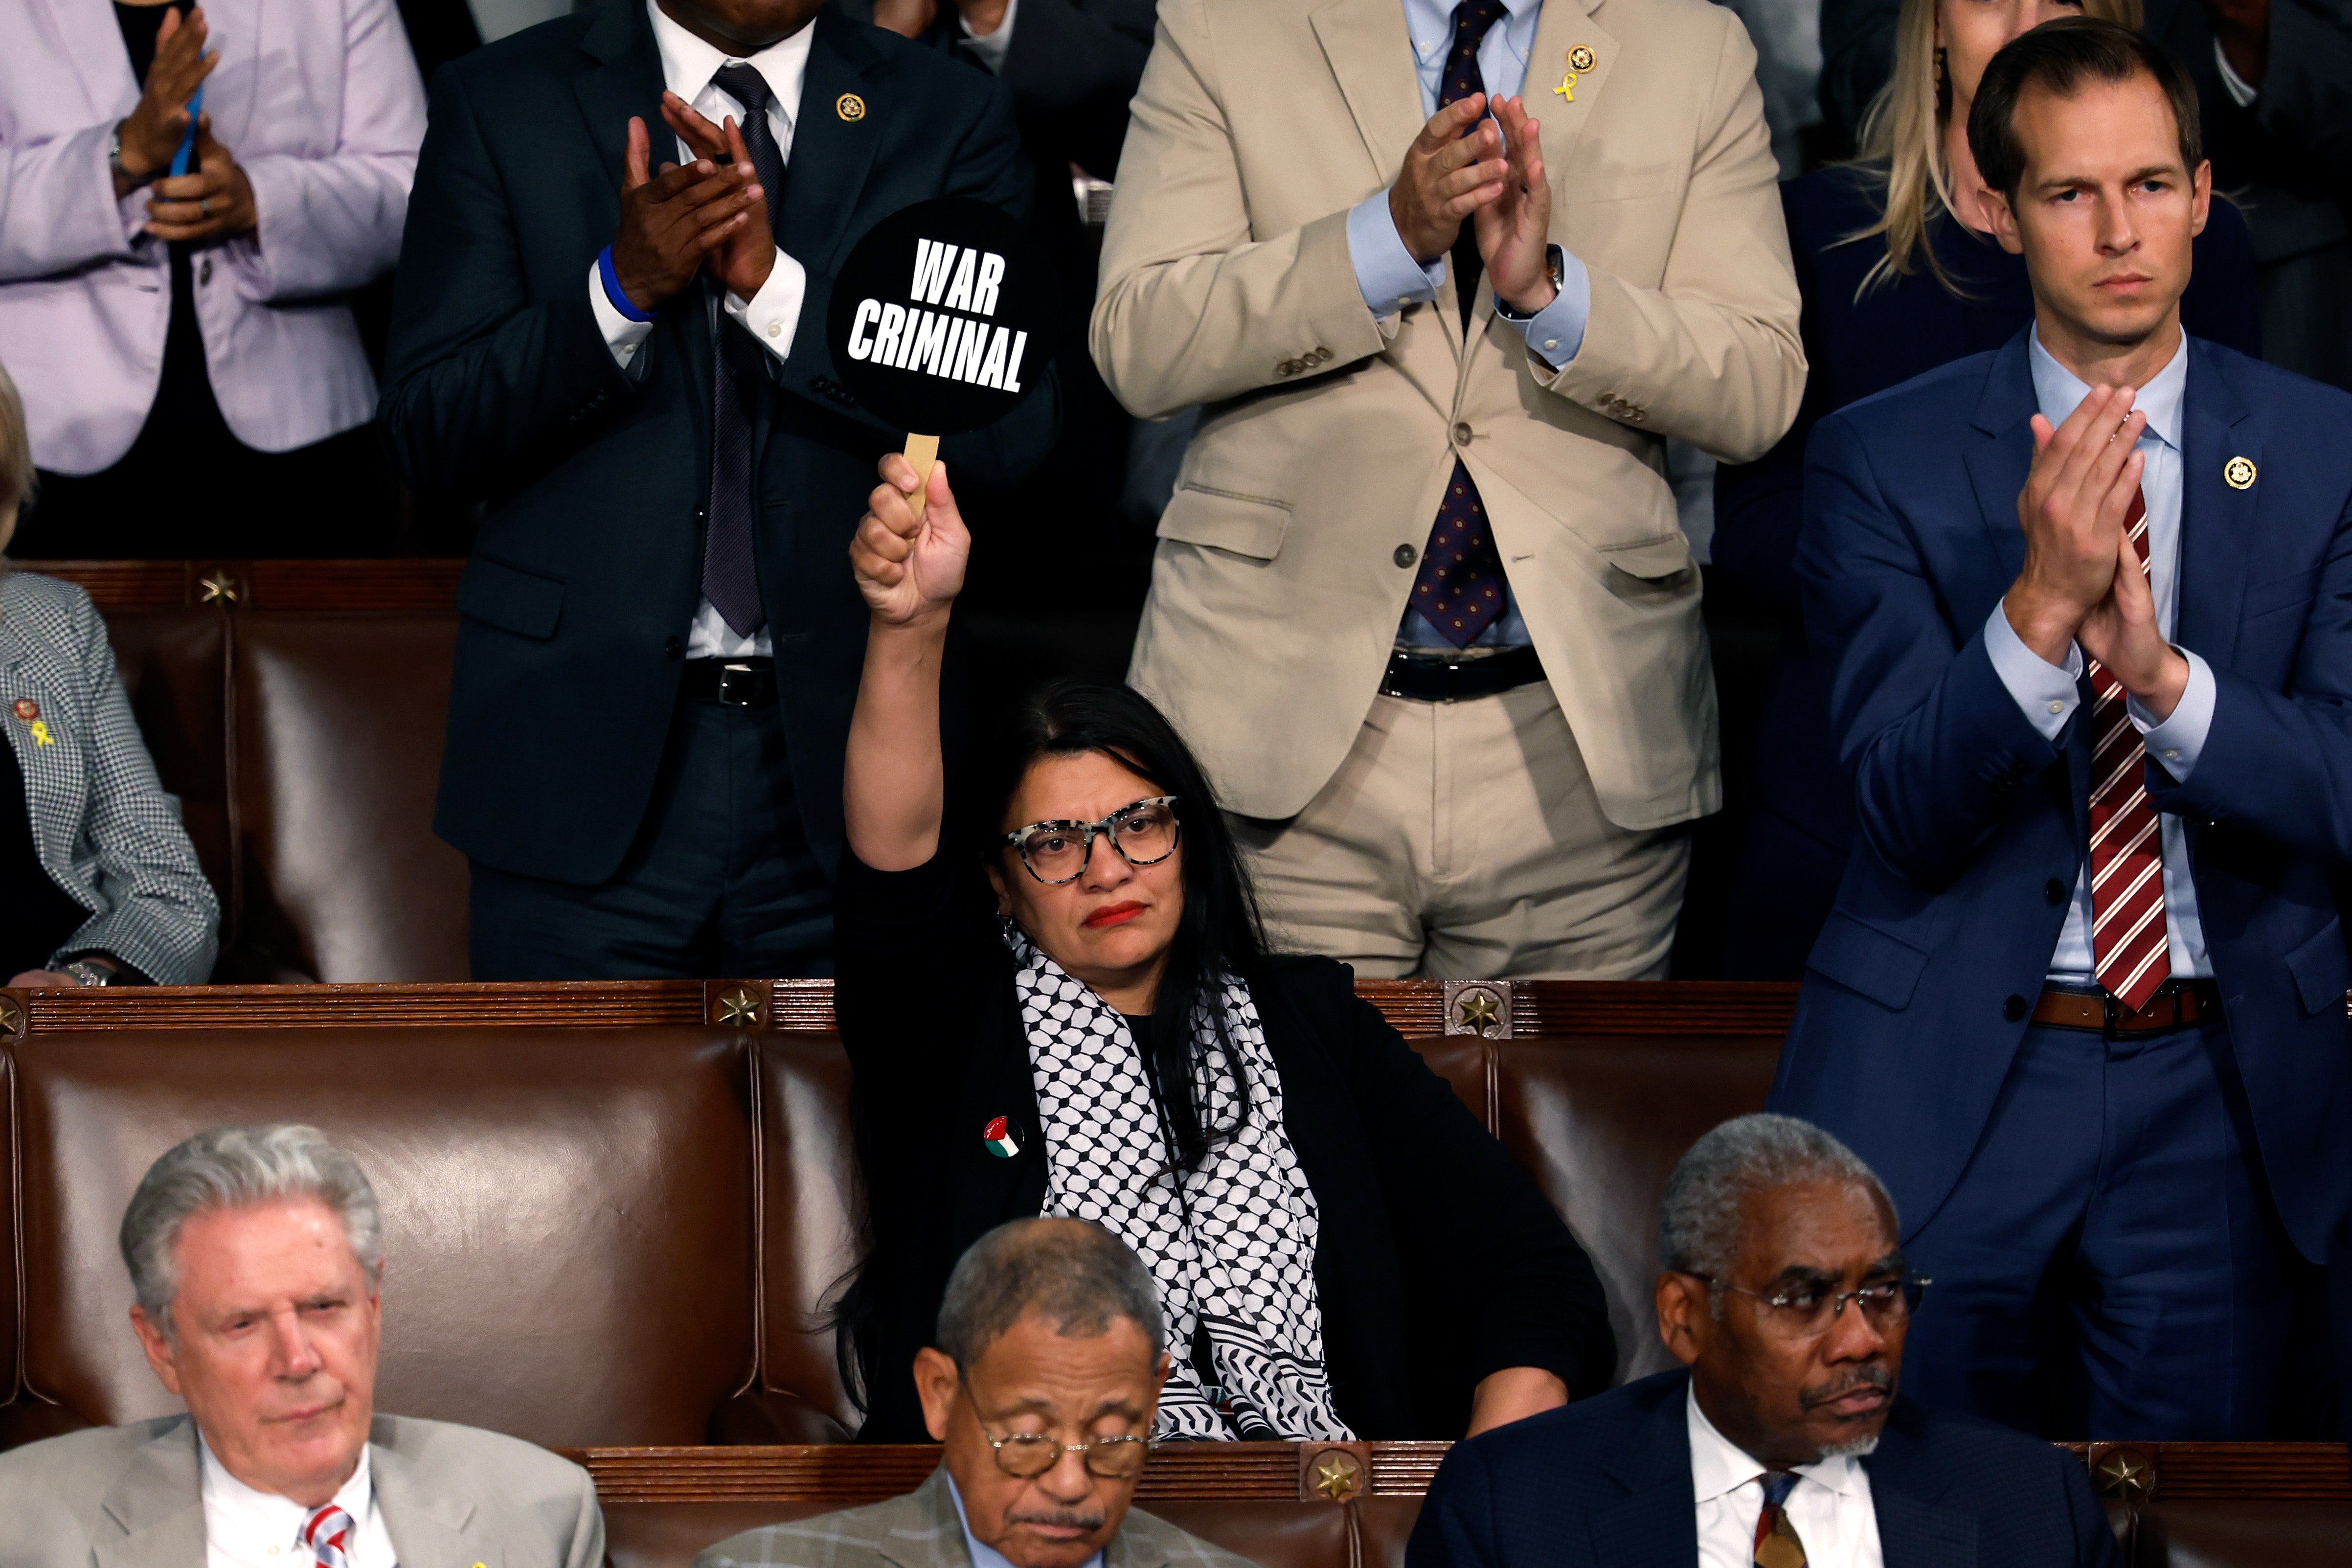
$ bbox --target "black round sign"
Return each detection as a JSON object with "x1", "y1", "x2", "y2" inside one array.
[{"x1": 825, "y1": 197, "x2": 1056, "y2": 436}]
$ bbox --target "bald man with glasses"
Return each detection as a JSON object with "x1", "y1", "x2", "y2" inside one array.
[{"x1": 696, "y1": 1219, "x2": 1261, "y2": 1568}]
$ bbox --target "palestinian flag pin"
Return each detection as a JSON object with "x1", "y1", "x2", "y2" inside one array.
[{"x1": 981, "y1": 1116, "x2": 1021, "y2": 1159}]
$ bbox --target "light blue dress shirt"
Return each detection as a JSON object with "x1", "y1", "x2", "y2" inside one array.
[
  {"x1": 947, "y1": 1473, "x2": 1105, "y2": 1568},
  {"x1": 1356, "y1": 0, "x2": 1571, "y2": 652},
  {"x1": 1983, "y1": 329, "x2": 2216, "y2": 982}
]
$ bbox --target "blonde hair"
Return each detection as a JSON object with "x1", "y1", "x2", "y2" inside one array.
[
  {"x1": 0, "y1": 358, "x2": 30, "y2": 555},
  {"x1": 1848, "y1": 0, "x2": 2141, "y2": 296}
]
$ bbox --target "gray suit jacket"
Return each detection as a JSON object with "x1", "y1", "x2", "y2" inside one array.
[
  {"x1": 697, "y1": 1470, "x2": 1260, "y2": 1568},
  {"x1": 0, "y1": 1412, "x2": 605, "y2": 1568},
  {"x1": 0, "y1": 568, "x2": 217, "y2": 983}
]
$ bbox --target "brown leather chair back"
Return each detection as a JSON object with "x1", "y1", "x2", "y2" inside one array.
[
  {"x1": 5, "y1": 1027, "x2": 758, "y2": 1447},
  {"x1": 1492, "y1": 1032, "x2": 1781, "y2": 1384},
  {"x1": 753, "y1": 1038, "x2": 864, "y2": 1439},
  {"x1": 231, "y1": 614, "x2": 469, "y2": 982}
]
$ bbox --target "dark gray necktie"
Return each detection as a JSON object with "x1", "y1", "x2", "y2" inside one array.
[{"x1": 701, "y1": 64, "x2": 788, "y2": 638}]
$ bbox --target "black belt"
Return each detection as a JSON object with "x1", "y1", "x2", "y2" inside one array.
[
  {"x1": 682, "y1": 657, "x2": 776, "y2": 707},
  {"x1": 1379, "y1": 644, "x2": 1545, "y2": 703},
  {"x1": 2033, "y1": 978, "x2": 2224, "y2": 1035}
]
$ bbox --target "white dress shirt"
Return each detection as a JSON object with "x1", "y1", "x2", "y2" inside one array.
[
  {"x1": 202, "y1": 1434, "x2": 395, "y2": 1568},
  {"x1": 946, "y1": 1472, "x2": 1103, "y2": 1568},
  {"x1": 1983, "y1": 329, "x2": 2216, "y2": 982},
  {"x1": 958, "y1": 0, "x2": 1019, "y2": 72},
  {"x1": 1689, "y1": 1386, "x2": 1884, "y2": 1568},
  {"x1": 587, "y1": 0, "x2": 817, "y2": 658}
]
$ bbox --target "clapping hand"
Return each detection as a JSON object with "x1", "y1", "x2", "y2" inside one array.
[
  {"x1": 144, "y1": 117, "x2": 257, "y2": 241},
  {"x1": 1387, "y1": 94, "x2": 1509, "y2": 266},
  {"x1": 113, "y1": 4, "x2": 217, "y2": 195},
  {"x1": 1474, "y1": 95, "x2": 1555, "y2": 315},
  {"x1": 2004, "y1": 386, "x2": 2145, "y2": 658},
  {"x1": 659, "y1": 93, "x2": 776, "y2": 304},
  {"x1": 852, "y1": 455, "x2": 968, "y2": 628},
  {"x1": 608, "y1": 115, "x2": 764, "y2": 315}
]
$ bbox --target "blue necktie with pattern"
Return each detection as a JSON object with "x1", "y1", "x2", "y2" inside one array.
[{"x1": 1408, "y1": 1, "x2": 1511, "y2": 648}]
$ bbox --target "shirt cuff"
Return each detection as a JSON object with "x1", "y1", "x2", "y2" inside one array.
[
  {"x1": 724, "y1": 248, "x2": 808, "y2": 361},
  {"x1": 1515, "y1": 250, "x2": 1591, "y2": 368},
  {"x1": 2213, "y1": 38, "x2": 2259, "y2": 107},
  {"x1": 589, "y1": 256, "x2": 654, "y2": 370},
  {"x1": 2131, "y1": 648, "x2": 2215, "y2": 781},
  {"x1": 1347, "y1": 190, "x2": 1443, "y2": 318},
  {"x1": 959, "y1": 0, "x2": 1016, "y2": 70},
  {"x1": 1985, "y1": 600, "x2": 2083, "y2": 742}
]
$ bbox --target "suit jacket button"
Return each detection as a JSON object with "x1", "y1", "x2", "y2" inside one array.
[
  {"x1": 2044, "y1": 877, "x2": 2068, "y2": 906},
  {"x1": 1452, "y1": 421, "x2": 1474, "y2": 445},
  {"x1": 663, "y1": 636, "x2": 683, "y2": 659},
  {"x1": 1393, "y1": 544, "x2": 1418, "y2": 568},
  {"x1": 2003, "y1": 994, "x2": 2029, "y2": 1023}
]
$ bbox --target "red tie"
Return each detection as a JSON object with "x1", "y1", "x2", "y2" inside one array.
[{"x1": 2083, "y1": 488, "x2": 2171, "y2": 1014}]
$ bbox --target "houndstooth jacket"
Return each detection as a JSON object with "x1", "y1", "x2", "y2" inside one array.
[{"x1": 0, "y1": 568, "x2": 217, "y2": 983}]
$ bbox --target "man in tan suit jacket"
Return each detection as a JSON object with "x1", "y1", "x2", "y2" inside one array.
[
  {"x1": 0, "y1": 1124, "x2": 604, "y2": 1568},
  {"x1": 1092, "y1": 0, "x2": 1803, "y2": 978}
]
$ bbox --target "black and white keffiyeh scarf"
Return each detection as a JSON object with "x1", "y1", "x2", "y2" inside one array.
[{"x1": 1008, "y1": 930, "x2": 1355, "y2": 1442}]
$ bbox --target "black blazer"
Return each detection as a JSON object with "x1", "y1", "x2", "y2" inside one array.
[
  {"x1": 1706, "y1": 167, "x2": 2262, "y2": 977},
  {"x1": 832, "y1": 850, "x2": 1614, "y2": 1442},
  {"x1": 379, "y1": 5, "x2": 1059, "y2": 886},
  {"x1": 1407, "y1": 1370, "x2": 2119, "y2": 1568}
]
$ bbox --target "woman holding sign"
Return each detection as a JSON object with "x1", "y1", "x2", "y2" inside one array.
[{"x1": 832, "y1": 454, "x2": 1611, "y2": 1443}]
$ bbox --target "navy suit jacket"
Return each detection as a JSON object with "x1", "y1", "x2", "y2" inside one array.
[
  {"x1": 380, "y1": 5, "x2": 1058, "y2": 885},
  {"x1": 1406, "y1": 1370, "x2": 2117, "y2": 1568},
  {"x1": 1771, "y1": 329, "x2": 2352, "y2": 1260},
  {"x1": 1705, "y1": 169, "x2": 2261, "y2": 977}
]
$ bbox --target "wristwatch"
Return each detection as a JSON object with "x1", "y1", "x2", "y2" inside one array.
[
  {"x1": 1493, "y1": 245, "x2": 1566, "y2": 323},
  {"x1": 108, "y1": 122, "x2": 135, "y2": 184},
  {"x1": 62, "y1": 958, "x2": 119, "y2": 988}
]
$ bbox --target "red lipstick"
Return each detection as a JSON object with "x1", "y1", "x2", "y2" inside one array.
[{"x1": 1084, "y1": 901, "x2": 1147, "y2": 929}]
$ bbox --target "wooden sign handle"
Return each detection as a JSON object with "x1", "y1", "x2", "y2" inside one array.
[{"x1": 903, "y1": 432, "x2": 940, "y2": 523}]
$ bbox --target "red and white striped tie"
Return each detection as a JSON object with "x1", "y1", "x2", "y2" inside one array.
[
  {"x1": 2084, "y1": 488, "x2": 2171, "y2": 1014},
  {"x1": 300, "y1": 1504, "x2": 355, "y2": 1568}
]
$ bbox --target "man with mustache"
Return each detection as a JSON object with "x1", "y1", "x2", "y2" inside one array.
[
  {"x1": 1409, "y1": 1115, "x2": 2118, "y2": 1568},
  {"x1": 697, "y1": 1219, "x2": 1259, "y2": 1568},
  {"x1": 0, "y1": 1124, "x2": 605, "y2": 1567}
]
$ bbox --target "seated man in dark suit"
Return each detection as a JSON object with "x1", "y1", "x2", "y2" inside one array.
[
  {"x1": 1771, "y1": 18, "x2": 2352, "y2": 1438},
  {"x1": 697, "y1": 1218, "x2": 1261, "y2": 1568},
  {"x1": 380, "y1": 0, "x2": 1057, "y2": 980},
  {"x1": 1408, "y1": 1115, "x2": 2117, "y2": 1568}
]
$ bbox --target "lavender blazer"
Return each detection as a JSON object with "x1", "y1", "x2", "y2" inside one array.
[{"x1": 0, "y1": 0, "x2": 425, "y2": 474}]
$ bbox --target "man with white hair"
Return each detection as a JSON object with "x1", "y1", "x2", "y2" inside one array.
[
  {"x1": 1409, "y1": 1114, "x2": 2118, "y2": 1568},
  {"x1": 0, "y1": 1123, "x2": 605, "y2": 1568}
]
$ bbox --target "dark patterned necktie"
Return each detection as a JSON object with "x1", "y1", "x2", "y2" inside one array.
[
  {"x1": 1406, "y1": 2, "x2": 1512, "y2": 648},
  {"x1": 1439, "y1": 0, "x2": 1506, "y2": 330},
  {"x1": 1752, "y1": 1471, "x2": 1808, "y2": 1568},
  {"x1": 701, "y1": 64, "x2": 788, "y2": 638},
  {"x1": 2085, "y1": 487, "x2": 2171, "y2": 1012}
]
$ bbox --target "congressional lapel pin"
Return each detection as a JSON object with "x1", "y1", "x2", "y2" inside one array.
[
  {"x1": 1569, "y1": 44, "x2": 1598, "y2": 72},
  {"x1": 10, "y1": 699, "x2": 51, "y2": 746},
  {"x1": 837, "y1": 93, "x2": 866, "y2": 122},
  {"x1": 982, "y1": 1115, "x2": 1021, "y2": 1159},
  {"x1": 2224, "y1": 455, "x2": 2257, "y2": 490}
]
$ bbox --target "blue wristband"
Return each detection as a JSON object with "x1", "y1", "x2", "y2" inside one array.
[{"x1": 597, "y1": 245, "x2": 654, "y2": 324}]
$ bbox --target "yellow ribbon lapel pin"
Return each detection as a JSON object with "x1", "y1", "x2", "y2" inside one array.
[{"x1": 12, "y1": 698, "x2": 53, "y2": 746}]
